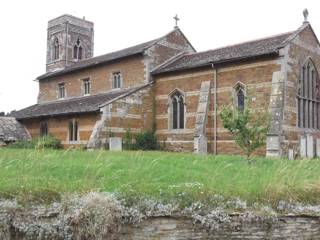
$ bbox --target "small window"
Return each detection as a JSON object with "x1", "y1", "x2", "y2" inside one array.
[
  {"x1": 112, "y1": 72, "x2": 122, "y2": 89},
  {"x1": 73, "y1": 38, "x2": 83, "y2": 60},
  {"x1": 40, "y1": 121, "x2": 48, "y2": 136},
  {"x1": 53, "y1": 37, "x2": 59, "y2": 60},
  {"x1": 83, "y1": 78, "x2": 91, "y2": 95},
  {"x1": 69, "y1": 119, "x2": 78, "y2": 142},
  {"x1": 237, "y1": 89, "x2": 245, "y2": 112},
  {"x1": 58, "y1": 83, "x2": 65, "y2": 99},
  {"x1": 233, "y1": 82, "x2": 246, "y2": 112}
]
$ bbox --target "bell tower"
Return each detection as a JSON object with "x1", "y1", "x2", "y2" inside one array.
[{"x1": 46, "y1": 14, "x2": 94, "y2": 72}]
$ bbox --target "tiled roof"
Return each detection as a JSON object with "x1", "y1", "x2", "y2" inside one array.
[
  {"x1": 11, "y1": 83, "x2": 151, "y2": 120},
  {"x1": 0, "y1": 117, "x2": 30, "y2": 142},
  {"x1": 152, "y1": 31, "x2": 295, "y2": 74},
  {"x1": 38, "y1": 38, "x2": 159, "y2": 80},
  {"x1": 11, "y1": 89, "x2": 129, "y2": 119}
]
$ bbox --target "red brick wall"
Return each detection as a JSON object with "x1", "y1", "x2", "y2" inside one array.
[
  {"x1": 38, "y1": 56, "x2": 146, "y2": 103},
  {"x1": 154, "y1": 58, "x2": 281, "y2": 155}
]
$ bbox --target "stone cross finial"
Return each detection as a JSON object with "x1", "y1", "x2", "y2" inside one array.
[
  {"x1": 173, "y1": 14, "x2": 180, "y2": 28},
  {"x1": 303, "y1": 8, "x2": 309, "y2": 23}
]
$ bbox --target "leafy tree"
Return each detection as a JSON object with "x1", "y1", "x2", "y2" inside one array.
[{"x1": 220, "y1": 102, "x2": 270, "y2": 161}]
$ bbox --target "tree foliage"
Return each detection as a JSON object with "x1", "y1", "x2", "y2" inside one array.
[{"x1": 220, "y1": 103, "x2": 270, "y2": 160}]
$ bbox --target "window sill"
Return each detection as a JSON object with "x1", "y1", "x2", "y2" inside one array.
[{"x1": 169, "y1": 129, "x2": 186, "y2": 134}]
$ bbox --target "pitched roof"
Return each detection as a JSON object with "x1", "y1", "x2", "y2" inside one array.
[
  {"x1": 37, "y1": 27, "x2": 194, "y2": 80},
  {"x1": 11, "y1": 83, "x2": 151, "y2": 119},
  {"x1": 152, "y1": 31, "x2": 295, "y2": 74},
  {"x1": 0, "y1": 117, "x2": 30, "y2": 142}
]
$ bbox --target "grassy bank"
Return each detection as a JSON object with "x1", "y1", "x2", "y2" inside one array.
[{"x1": 0, "y1": 148, "x2": 320, "y2": 206}]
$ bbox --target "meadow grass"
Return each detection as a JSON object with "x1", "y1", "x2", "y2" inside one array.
[{"x1": 1, "y1": 148, "x2": 320, "y2": 206}]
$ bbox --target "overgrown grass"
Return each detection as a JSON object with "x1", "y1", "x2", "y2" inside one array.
[{"x1": 0, "y1": 148, "x2": 320, "y2": 207}]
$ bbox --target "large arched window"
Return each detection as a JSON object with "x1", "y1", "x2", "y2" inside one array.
[
  {"x1": 170, "y1": 90, "x2": 185, "y2": 129},
  {"x1": 297, "y1": 58, "x2": 320, "y2": 129},
  {"x1": 73, "y1": 38, "x2": 83, "y2": 60},
  {"x1": 53, "y1": 37, "x2": 59, "y2": 60}
]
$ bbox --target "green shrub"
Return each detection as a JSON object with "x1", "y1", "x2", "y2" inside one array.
[
  {"x1": 35, "y1": 135, "x2": 62, "y2": 149},
  {"x1": 8, "y1": 139, "x2": 36, "y2": 149},
  {"x1": 123, "y1": 128, "x2": 135, "y2": 150},
  {"x1": 8, "y1": 135, "x2": 62, "y2": 150},
  {"x1": 134, "y1": 131, "x2": 158, "y2": 150}
]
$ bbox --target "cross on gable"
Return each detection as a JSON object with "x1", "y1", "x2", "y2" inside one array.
[{"x1": 173, "y1": 14, "x2": 180, "y2": 28}]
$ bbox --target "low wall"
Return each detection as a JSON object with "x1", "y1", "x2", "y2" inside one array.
[{"x1": 119, "y1": 215, "x2": 320, "y2": 239}]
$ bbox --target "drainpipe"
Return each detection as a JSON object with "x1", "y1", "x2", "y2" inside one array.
[{"x1": 211, "y1": 63, "x2": 217, "y2": 155}]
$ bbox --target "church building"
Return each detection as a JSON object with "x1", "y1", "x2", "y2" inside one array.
[{"x1": 11, "y1": 11, "x2": 320, "y2": 158}]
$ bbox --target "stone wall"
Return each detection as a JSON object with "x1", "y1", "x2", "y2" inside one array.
[
  {"x1": 154, "y1": 58, "x2": 280, "y2": 155},
  {"x1": 46, "y1": 15, "x2": 94, "y2": 72},
  {"x1": 88, "y1": 85, "x2": 154, "y2": 149},
  {"x1": 282, "y1": 24, "x2": 320, "y2": 157},
  {"x1": 119, "y1": 215, "x2": 320, "y2": 239}
]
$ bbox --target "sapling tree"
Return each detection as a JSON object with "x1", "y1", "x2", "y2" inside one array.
[{"x1": 220, "y1": 101, "x2": 270, "y2": 161}]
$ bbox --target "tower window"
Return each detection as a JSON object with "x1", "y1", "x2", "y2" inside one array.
[
  {"x1": 112, "y1": 72, "x2": 122, "y2": 89},
  {"x1": 40, "y1": 121, "x2": 48, "y2": 136},
  {"x1": 170, "y1": 91, "x2": 185, "y2": 129},
  {"x1": 83, "y1": 78, "x2": 91, "y2": 95},
  {"x1": 53, "y1": 38, "x2": 59, "y2": 60},
  {"x1": 73, "y1": 38, "x2": 83, "y2": 60},
  {"x1": 69, "y1": 119, "x2": 79, "y2": 142},
  {"x1": 58, "y1": 83, "x2": 65, "y2": 99}
]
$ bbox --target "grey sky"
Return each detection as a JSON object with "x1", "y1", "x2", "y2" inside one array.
[{"x1": 0, "y1": 0, "x2": 318, "y2": 113}]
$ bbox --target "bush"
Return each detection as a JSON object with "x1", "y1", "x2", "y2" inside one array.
[
  {"x1": 8, "y1": 135, "x2": 62, "y2": 150},
  {"x1": 7, "y1": 139, "x2": 36, "y2": 149},
  {"x1": 135, "y1": 131, "x2": 158, "y2": 150},
  {"x1": 220, "y1": 103, "x2": 270, "y2": 161},
  {"x1": 35, "y1": 135, "x2": 62, "y2": 149}
]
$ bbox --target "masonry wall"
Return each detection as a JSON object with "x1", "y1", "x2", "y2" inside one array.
[
  {"x1": 20, "y1": 113, "x2": 99, "y2": 147},
  {"x1": 282, "y1": 24, "x2": 320, "y2": 157},
  {"x1": 98, "y1": 86, "x2": 154, "y2": 144},
  {"x1": 154, "y1": 58, "x2": 281, "y2": 155},
  {"x1": 38, "y1": 56, "x2": 146, "y2": 103}
]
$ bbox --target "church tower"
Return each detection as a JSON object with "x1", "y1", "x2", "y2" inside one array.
[{"x1": 46, "y1": 14, "x2": 94, "y2": 72}]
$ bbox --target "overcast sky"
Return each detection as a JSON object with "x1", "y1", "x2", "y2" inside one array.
[{"x1": 0, "y1": 0, "x2": 319, "y2": 113}]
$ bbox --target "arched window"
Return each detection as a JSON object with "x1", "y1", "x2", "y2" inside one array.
[
  {"x1": 53, "y1": 37, "x2": 59, "y2": 60},
  {"x1": 69, "y1": 119, "x2": 78, "y2": 142},
  {"x1": 73, "y1": 38, "x2": 83, "y2": 60},
  {"x1": 233, "y1": 82, "x2": 246, "y2": 112},
  {"x1": 170, "y1": 91, "x2": 185, "y2": 129},
  {"x1": 298, "y1": 58, "x2": 320, "y2": 129}
]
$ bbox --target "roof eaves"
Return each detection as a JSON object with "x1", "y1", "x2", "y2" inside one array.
[{"x1": 15, "y1": 109, "x2": 100, "y2": 120}]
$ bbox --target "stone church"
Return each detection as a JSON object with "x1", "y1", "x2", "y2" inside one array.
[{"x1": 10, "y1": 11, "x2": 320, "y2": 158}]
